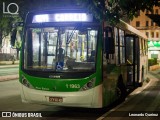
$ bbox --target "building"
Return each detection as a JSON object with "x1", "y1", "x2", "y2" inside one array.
[
  {"x1": 130, "y1": 6, "x2": 160, "y2": 61},
  {"x1": 0, "y1": 35, "x2": 17, "y2": 61}
]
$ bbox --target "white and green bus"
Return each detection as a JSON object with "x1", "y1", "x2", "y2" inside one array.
[{"x1": 12, "y1": 7, "x2": 148, "y2": 108}]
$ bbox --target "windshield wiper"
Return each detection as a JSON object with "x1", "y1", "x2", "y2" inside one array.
[{"x1": 66, "y1": 27, "x2": 77, "y2": 44}]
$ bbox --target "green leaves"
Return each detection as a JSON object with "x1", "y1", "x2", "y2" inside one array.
[
  {"x1": 103, "y1": 0, "x2": 160, "y2": 23},
  {"x1": 0, "y1": 0, "x2": 22, "y2": 47},
  {"x1": 1, "y1": 0, "x2": 159, "y2": 38}
]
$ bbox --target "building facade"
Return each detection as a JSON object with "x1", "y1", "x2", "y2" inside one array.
[
  {"x1": 0, "y1": 35, "x2": 17, "y2": 61},
  {"x1": 130, "y1": 6, "x2": 160, "y2": 61}
]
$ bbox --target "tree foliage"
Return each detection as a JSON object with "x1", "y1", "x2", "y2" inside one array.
[
  {"x1": 95, "y1": 0, "x2": 160, "y2": 24},
  {"x1": 0, "y1": 0, "x2": 160, "y2": 47},
  {"x1": 2, "y1": 0, "x2": 159, "y2": 25},
  {"x1": 0, "y1": 0, "x2": 21, "y2": 48}
]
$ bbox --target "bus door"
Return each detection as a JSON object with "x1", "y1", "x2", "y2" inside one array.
[{"x1": 125, "y1": 35, "x2": 138, "y2": 88}]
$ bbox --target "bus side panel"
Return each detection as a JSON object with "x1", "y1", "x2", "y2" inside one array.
[
  {"x1": 103, "y1": 63, "x2": 120, "y2": 107},
  {"x1": 139, "y1": 55, "x2": 148, "y2": 83},
  {"x1": 139, "y1": 39, "x2": 148, "y2": 83},
  {"x1": 92, "y1": 84, "x2": 103, "y2": 108}
]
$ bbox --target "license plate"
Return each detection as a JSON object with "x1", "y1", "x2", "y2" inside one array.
[{"x1": 49, "y1": 97, "x2": 63, "y2": 102}]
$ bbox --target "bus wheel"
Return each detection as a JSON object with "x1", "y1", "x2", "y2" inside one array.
[
  {"x1": 116, "y1": 87, "x2": 122, "y2": 98},
  {"x1": 117, "y1": 75, "x2": 127, "y2": 101}
]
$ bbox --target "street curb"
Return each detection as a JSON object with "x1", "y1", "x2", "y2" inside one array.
[
  {"x1": 0, "y1": 61, "x2": 19, "y2": 65},
  {"x1": 0, "y1": 65, "x2": 19, "y2": 68},
  {"x1": 0, "y1": 74, "x2": 19, "y2": 82}
]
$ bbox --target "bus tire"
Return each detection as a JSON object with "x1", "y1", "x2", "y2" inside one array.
[{"x1": 117, "y1": 75, "x2": 127, "y2": 101}]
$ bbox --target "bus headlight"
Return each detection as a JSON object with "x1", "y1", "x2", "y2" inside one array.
[
  {"x1": 79, "y1": 78, "x2": 96, "y2": 91},
  {"x1": 21, "y1": 76, "x2": 33, "y2": 89}
]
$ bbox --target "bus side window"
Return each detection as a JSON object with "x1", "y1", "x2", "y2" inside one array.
[{"x1": 104, "y1": 27, "x2": 115, "y2": 57}]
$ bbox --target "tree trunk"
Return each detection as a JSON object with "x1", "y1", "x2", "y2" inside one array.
[
  {"x1": 0, "y1": 31, "x2": 2, "y2": 47},
  {"x1": 16, "y1": 48, "x2": 20, "y2": 60}
]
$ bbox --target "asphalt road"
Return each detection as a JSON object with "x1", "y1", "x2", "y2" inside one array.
[
  {"x1": 0, "y1": 67, "x2": 160, "y2": 120},
  {"x1": 0, "y1": 66, "x2": 18, "y2": 76},
  {"x1": 0, "y1": 80, "x2": 107, "y2": 120}
]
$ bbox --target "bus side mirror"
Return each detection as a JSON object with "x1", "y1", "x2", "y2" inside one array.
[
  {"x1": 104, "y1": 27, "x2": 115, "y2": 55},
  {"x1": 11, "y1": 28, "x2": 17, "y2": 47},
  {"x1": 10, "y1": 22, "x2": 23, "y2": 47}
]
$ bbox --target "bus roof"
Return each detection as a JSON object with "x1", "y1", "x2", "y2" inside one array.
[
  {"x1": 104, "y1": 20, "x2": 148, "y2": 40},
  {"x1": 119, "y1": 20, "x2": 148, "y2": 40}
]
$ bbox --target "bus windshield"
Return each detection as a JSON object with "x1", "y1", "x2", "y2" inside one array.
[{"x1": 24, "y1": 26, "x2": 98, "y2": 72}]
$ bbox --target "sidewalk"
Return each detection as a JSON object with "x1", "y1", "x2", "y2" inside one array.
[
  {"x1": 149, "y1": 68, "x2": 160, "y2": 78},
  {"x1": 98, "y1": 69, "x2": 160, "y2": 120},
  {"x1": 0, "y1": 64, "x2": 19, "y2": 68},
  {"x1": 0, "y1": 60, "x2": 19, "y2": 65},
  {"x1": 0, "y1": 74, "x2": 19, "y2": 82},
  {"x1": 0, "y1": 61, "x2": 19, "y2": 81}
]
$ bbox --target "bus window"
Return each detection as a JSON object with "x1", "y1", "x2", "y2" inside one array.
[
  {"x1": 24, "y1": 27, "x2": 98, "y2": 72},
  {"x1": 114, "y1": 27, "x2": 119, "y2": 64},
  {"x1": 126, "y1": 36, "x2": 134, "y2": 64},
  {"x1": 141, "y1": 38, "x2": 144, "y2": 55},
  {"x1": 145, "y1": 40, "x2": 148, "y2": 55},
  {"x1": 104, "y1": 27, "x2": 114, "y2": 55},
  {"x1": 119, "y1": 29, "x2": 125, "y2": 64}
]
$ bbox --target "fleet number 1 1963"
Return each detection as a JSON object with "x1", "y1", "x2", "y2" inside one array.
[{"x1": 66, "y1": 84, "x2": 80, "y2": 89}]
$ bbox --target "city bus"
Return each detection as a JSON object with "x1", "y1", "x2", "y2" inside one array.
[{"x1": 12, "y1": 7, "x2": 148, "y2": 108}]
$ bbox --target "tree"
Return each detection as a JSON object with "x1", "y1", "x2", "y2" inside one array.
[
  {"x1": 15, "y1": 38, "x2": 21, "y2": 60},
  {"x1": 1, "y1": 0, "x2": 159, "y2": 52},
  {"x1": 93, "y1": 0, "x2": 160, "y2": 24},
  {"x1": 18, "y1": 0, "x2": 81, "y2": 20},
  {"x1": 17, "y1": 0, "x2": 160, "y2": 23},
  {"x1": 0, "y1": 0, "x2": 21, "y2": 48},
  {"x1": 69, "y1": 0, "x2": 160, "y2": 24}
]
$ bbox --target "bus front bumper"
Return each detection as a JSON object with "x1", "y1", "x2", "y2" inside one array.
[{"x1": 20, "y1": 83, "x2": 103, "y2": 108}]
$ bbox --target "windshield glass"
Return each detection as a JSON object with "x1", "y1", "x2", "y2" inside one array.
[{"x1": 24, "y1": 26, "x2": 98, "y2": 72}]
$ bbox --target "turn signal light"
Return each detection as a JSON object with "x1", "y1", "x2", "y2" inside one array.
[
  {"x1": 21, "y1": 76, "x2": 33, "y2": 89},
  {"x1": 79, "y1": 78, "x2": 95, "y2": 91}
]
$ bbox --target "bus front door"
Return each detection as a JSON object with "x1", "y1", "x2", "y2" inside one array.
[{"x1": 126, "y1": 35, "x2": 139, "y2": 88}]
